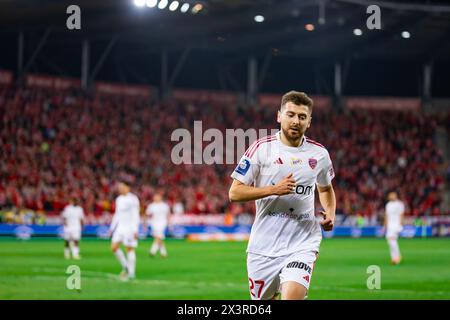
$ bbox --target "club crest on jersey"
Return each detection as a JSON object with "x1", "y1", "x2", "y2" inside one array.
[
  {"x1": 308, "y1": 158, "x2": 317, "y2": 169},
  {"x1": 235, "y1": 158, "x2": 250, "y2": 175},
  {"x1": 290, "y1": 157, "x2": 302, "y2": 166}
]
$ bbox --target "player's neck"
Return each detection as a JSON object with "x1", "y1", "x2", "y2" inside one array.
[{"x1": 280, "y1": 130, "x2": 304, "y2": 148}]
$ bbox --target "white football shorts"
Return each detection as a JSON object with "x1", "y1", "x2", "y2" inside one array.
[
  {"x1": 386, "y1": 226, "x2": 403, "y2": 239},
  {"x1": 63, "y1": 227, "x2": 81, "y2": 241},
  {"x1": 151, "y1": 223, "x2": 168, "y2": 239},
  {"x1": 111, "y1": 229, "x2": 138, "y2": 248},
  {"x1": 247, "y1": 250, "x2": 318, "y2": 300}
]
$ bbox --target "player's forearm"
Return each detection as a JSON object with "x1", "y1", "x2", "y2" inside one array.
[
  {"x1": 229, "y1": 184, "x2": 275, "y2": 202},
  {"x1": 110, "y1": 216, "x2": 118, "y2": 231},
  {"x1": 318, "y1": 187, "x2": 336, "y2": 218}
]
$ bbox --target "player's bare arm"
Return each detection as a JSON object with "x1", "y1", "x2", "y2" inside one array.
[
  {"x1": 229, "y1": 173, "x2": 296, "y2": 202},
  {"x1": 317, "y1": 184, "x2": 336, "y2": 231}
]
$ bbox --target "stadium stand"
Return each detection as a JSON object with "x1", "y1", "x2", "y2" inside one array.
[{"x1": 0, "y1": 83, "x2": 448, "y2": 225}]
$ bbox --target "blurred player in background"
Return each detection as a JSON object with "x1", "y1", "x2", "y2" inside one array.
[
  {"x1": 229, "y1": 91, "x2": 336, "y2": 300},
  {"x1": 110, "y1": 181, "x2": 141, "y2": 280},
  {"x1": 61, "y1": 197, "x2": 85, "y2": 260},
  {"x1": 385, "y1": 191, "x2": 405, "y2": 265},
  {"x1": 146, "y1": 193, "x2": 171, "y2": 258}
]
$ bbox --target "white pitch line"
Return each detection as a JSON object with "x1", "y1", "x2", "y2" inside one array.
[
  {"x1": 29, "y1": 267, "x2": 450, "y2": 297},
  {"x1": 31, "y1": 267, "x2": 245, "y2": 289}
]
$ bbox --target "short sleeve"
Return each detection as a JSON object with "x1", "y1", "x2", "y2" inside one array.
[
  {"x1": 317, "y1": 151, "x2": 335, "y2": 187},
  {"x1": 230, "y1": 145, "x2": 261, "y2": 186}
]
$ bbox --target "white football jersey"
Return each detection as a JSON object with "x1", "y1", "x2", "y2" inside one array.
[
  {"x1": 146, "y1": 202, "x2": 170, "y2": 225},
  {"x1": 62, "y1": 205, "x2": 84, "y2": 230},
  {"x1": 111, "y1": 192, "x2": 140, "y2": 233},
  {"x1": 386, "y1": 200, "x2": 404, "y2": 230},
  {"x1": 231, "y1": 131, "x2": 335, "y2": 257}
]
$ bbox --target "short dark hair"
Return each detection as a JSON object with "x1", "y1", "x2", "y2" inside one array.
[{"x1": 281, "y1": 91, "x2": 313, "y2": 113}]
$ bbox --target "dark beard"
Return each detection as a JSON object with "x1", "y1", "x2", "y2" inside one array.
[{"x1": 281, "y1": 126, "x2": 303, "y2": 145}]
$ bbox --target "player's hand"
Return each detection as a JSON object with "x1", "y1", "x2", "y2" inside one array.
[
  {"x1": 320, "y1": 211, "x2": 335, "y2": 231},
  {"x1": 133, "y1": 232, "x2": 138, "y2": 240},
  {"x1": 272, "y1": 173, "x2": 296, "y2": 196}
]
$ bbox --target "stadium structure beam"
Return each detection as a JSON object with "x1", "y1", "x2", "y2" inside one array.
[
  {"x1": 17, "y1": 32, "x2": 24, "y2": 85},
  {"x1": 341, "y1": 56, "x2": 352, "y2": 94},
  {"x1": 217, "y1": 66, "x2": 227, "y2": 91},
  {"x1": 168, "y1": 47, "x2": 191, "y2": 88},
  {"x1": 247, "y1": 56, "x2": 258, "y2": 105},
  {"x1": 258, "y1": 49, "x2": 272, "y2": 89},
  {"x1": 88, "y1": 35, "x2": 118, "y2": 85},
  {"x1": 334, "y1": 62, "x2": 342, "y2": 97},
  {"x1": 423, "y1": 62, "x2": 432, "y2": 102},
  {"x1": 21, "y1": 28, "x2": 51, "y2": 82},
  {"x1": 81, "y1": 40, "x2": 90, "y2": 90},
  {"x1": 225, "y1": 67, "x2": 242, "y2": 93},
  {"x1": 161, "y1": 48, "x2": 169, "y2": 100}
]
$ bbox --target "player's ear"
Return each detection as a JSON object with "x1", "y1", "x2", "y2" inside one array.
[
  {"x1": 277, "y1": 110, "x2": 281, "y2": 124},
  {"x1": 307, "y1": 115, "x2": 312, "y2": 129}
]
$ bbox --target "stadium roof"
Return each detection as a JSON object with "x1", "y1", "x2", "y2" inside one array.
[{"x1": 1, "y1": 0, "x2": 450, "y2": 96}]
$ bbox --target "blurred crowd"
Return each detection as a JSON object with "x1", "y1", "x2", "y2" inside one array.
[{"x1": 0, "y1": 85, "x2": 448, "y2": 224}]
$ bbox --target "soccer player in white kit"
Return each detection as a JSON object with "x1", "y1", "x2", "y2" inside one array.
[
  {"x1": 61, "y1": 198, "x2": 85, "y2": 260},
  {"x1": 384, "y1": 191, "x2": 405, "y2": 265},
  {"x1": 146, "y1": 193, "x2": 171, "y2": 258},
  {"x1": 110, "y1": 181, "x2": 141, "y2": 280},
  {"x1": 229, "y1": 91, "x2": 336, "y2": 300}
]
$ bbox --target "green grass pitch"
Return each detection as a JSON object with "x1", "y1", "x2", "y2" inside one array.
[{"x1": 0, "y1": 237, "x2": 449, "y2": 300}]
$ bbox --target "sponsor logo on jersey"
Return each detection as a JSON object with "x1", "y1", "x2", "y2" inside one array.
[
  {"x1": 273, "y1": 157, "x2": 283, "y2": 165},
  {"x1": 286, "y1": 261, "x2": 312, "y2": 274},
  {"x1": 295, "y1": 184, "x2": 313, "y2": 195},
  {"x1": 267, "y1": 211, "x2": 311, "y2": 221},
  {"x1": 235, "y1": 158, "x2": 250, "y2": 175},
  {"x1": 308, "y1": 158, "x2": 317, "y2": 169},
  {"x1": 290, "y1": 157, "x2": 302, "y2": 166}
]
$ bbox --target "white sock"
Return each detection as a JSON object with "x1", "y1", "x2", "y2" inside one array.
[
  {"x1": 127, "y1": 251, "x2": 136, "y2": 277},
  {"x1": 114, "y1": 249, "x2": 127, "y2": 270},
  {"x1": 160, "y1": 243, "x2": 167, "y2": 257},
  {"x1": 388, "y1": 238, "x2": 400, "y2": 260},
  {"x1": 64, "y1": 248, "x2": 70, "y2": 258},
  {"x1": 150, "y1": 242, "x2": 159, "y2": 255},
  {"x1": 72, "y1": 245, "x2": 80, "y2": 257}
]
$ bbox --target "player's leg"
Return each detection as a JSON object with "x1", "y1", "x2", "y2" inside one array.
[
  {"x1": 72, "y1": 240, "x2": 80, "y2": 260},
  {"x1": 159, "y1": 239, "x2": 167, "y2": 258},
  {"x1": 247, "y1": 253, "x2": 282, "y2": 300},
  {"x1": 158, "y1": 227, "x2": 168, "y2": 257},
  {"x1": 124, "y1": 233, "x2": 138, "y2": 279},
  {"x1": 280, "y1": 251, "x2": 318, "y2": 300},
  {"x1": 387, "y1": 234, "x2": 401, "y2": 264},
  {"x1": 71, "y1": 229, "x2": 81, "y2": 260},
  {"x1": 281, "y1": 281, "x2": 308, "y2": 300},
  {"x1": 149, "y1": 238, "x2": 159, "y2": 256},
  {"x1": 111, "y1": 233, "x2": 128, "y2": 276},
  {"x1": 64, "y1": 240, "x2": 71, "y2": 259},
  {"x1": 125, "y1": 247, "x2": 136, "y2": 279},
  {"x1": 149, "y1": 224, "x2": 159, "y2": 256}
]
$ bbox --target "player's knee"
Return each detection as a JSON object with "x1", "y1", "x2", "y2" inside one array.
[{"x1": 281, "y1": 282, "x2": 307, "y2": 300}]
